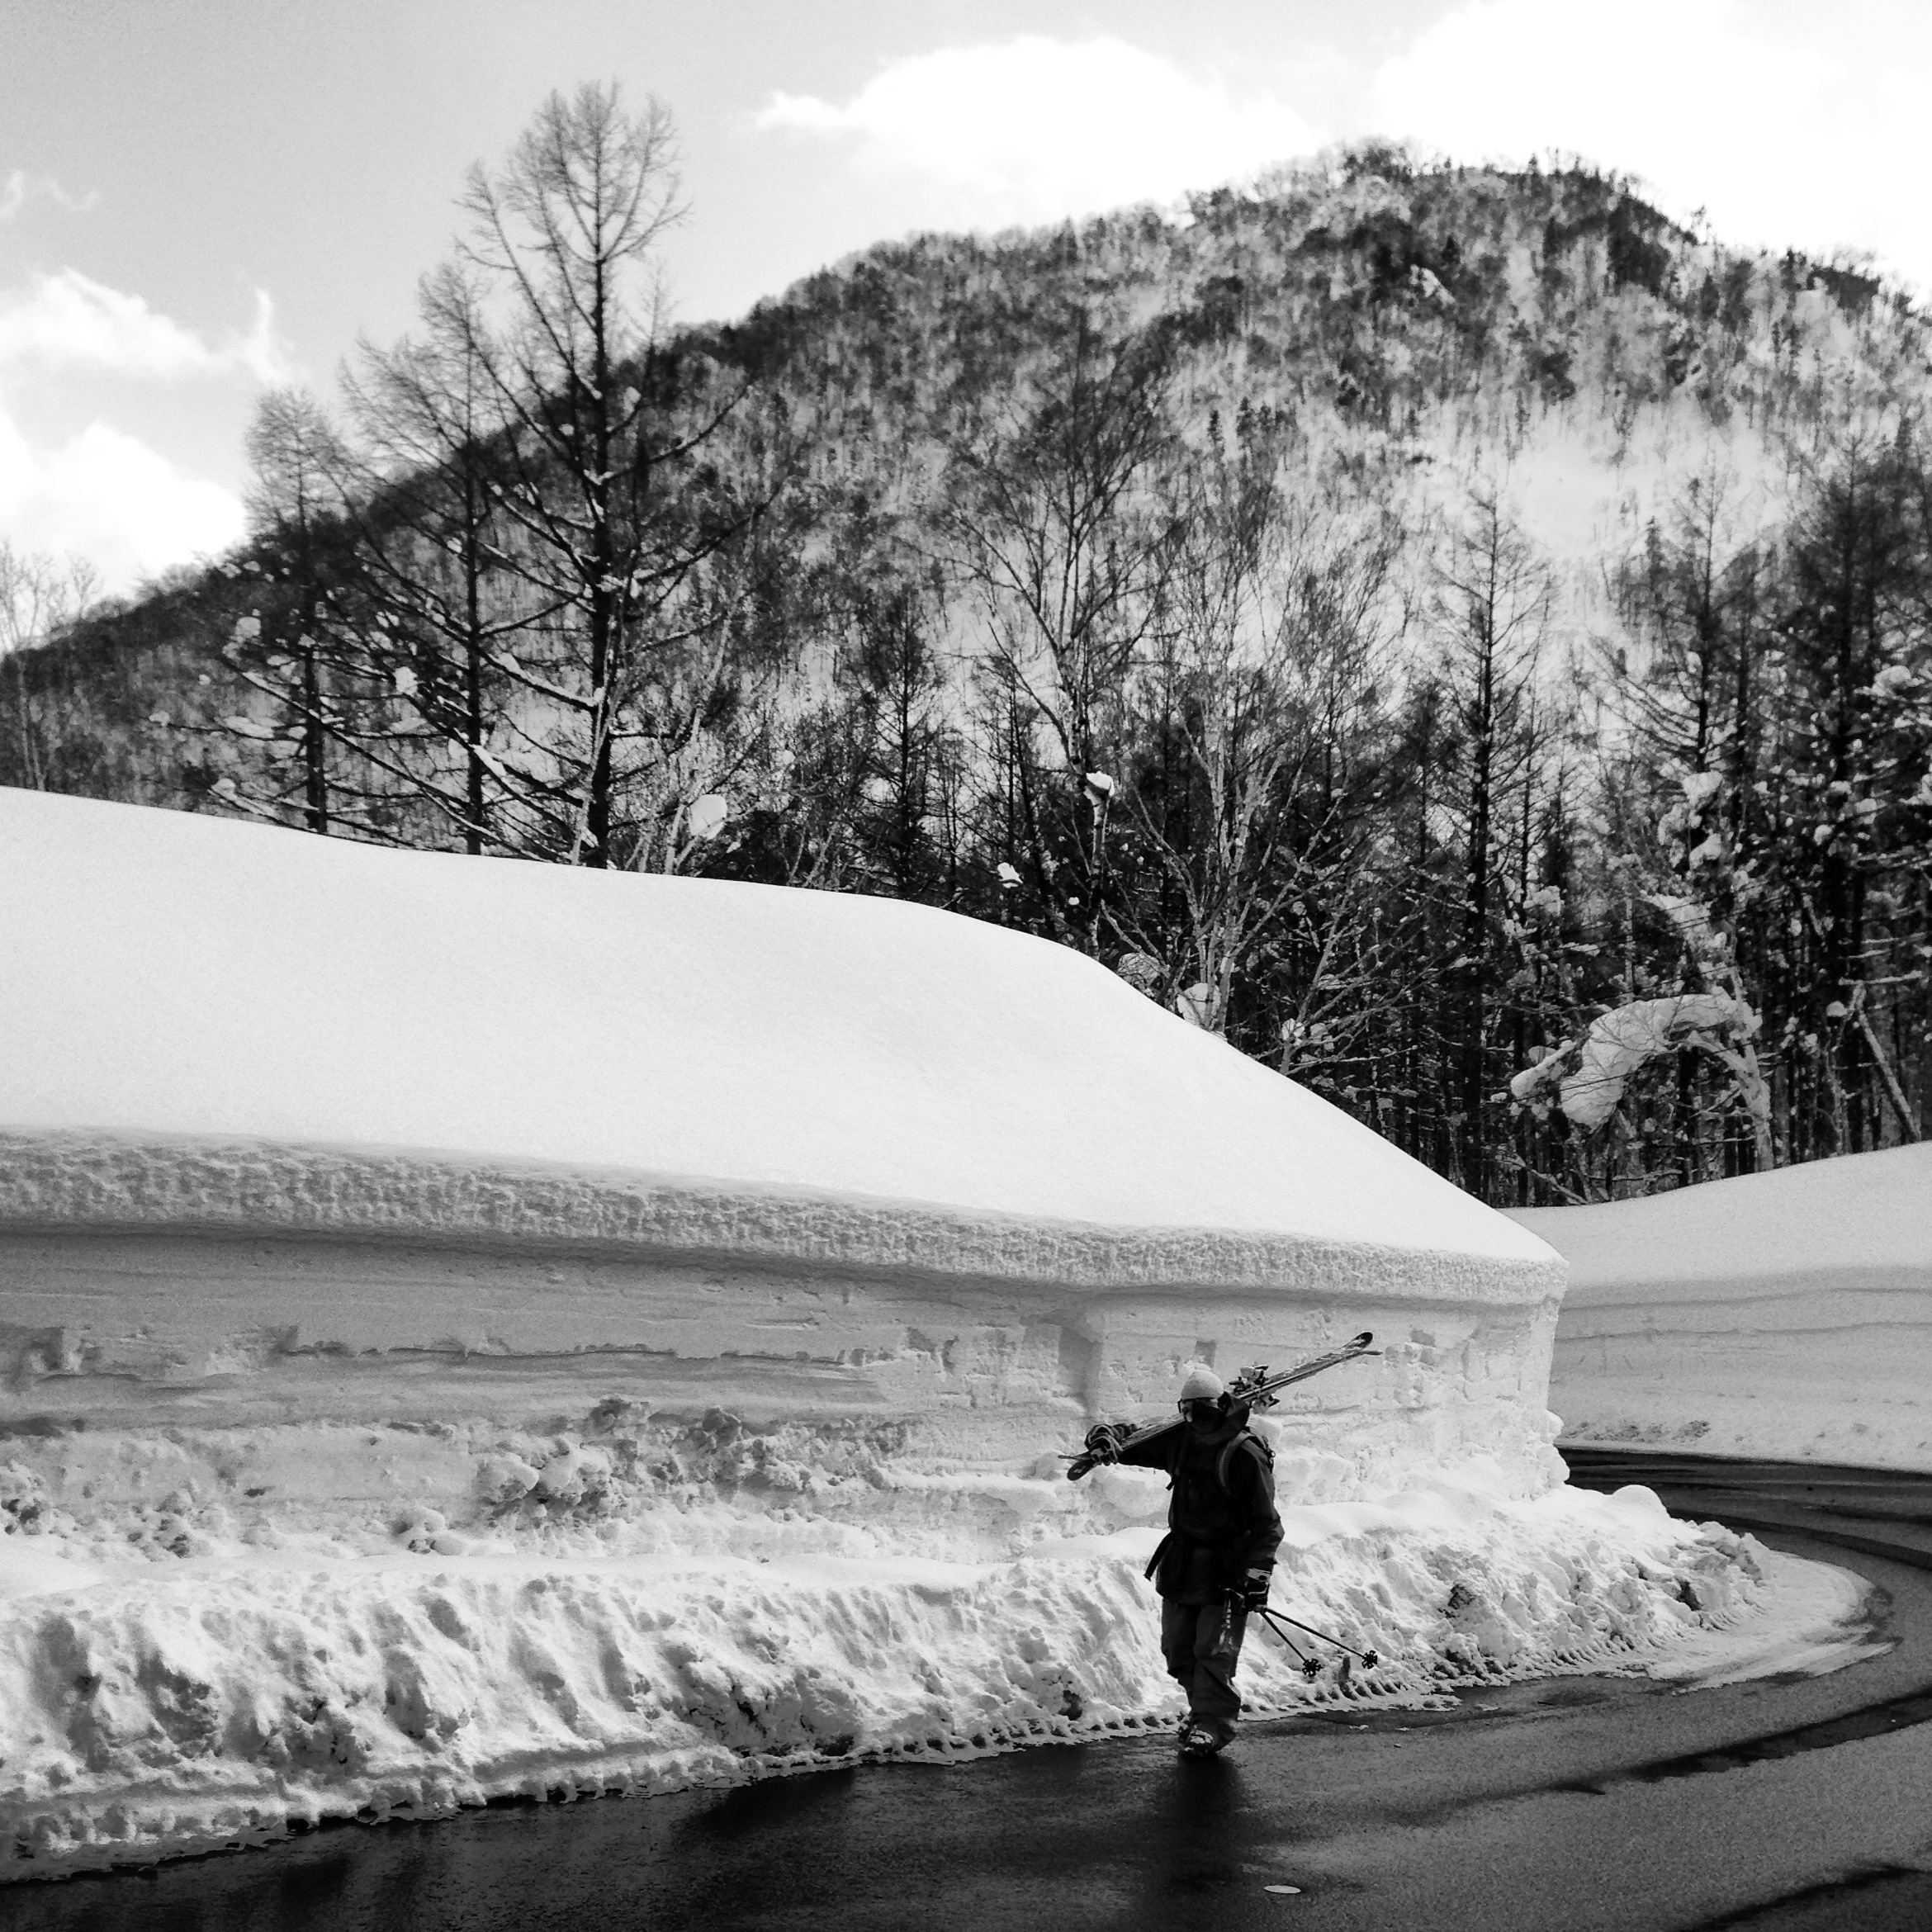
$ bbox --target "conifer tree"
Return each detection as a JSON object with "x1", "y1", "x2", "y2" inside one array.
[{"x1": 1431, "y1": 489, "x2": 1553, "y2": 1196}]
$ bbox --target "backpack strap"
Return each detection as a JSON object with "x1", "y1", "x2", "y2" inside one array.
[{"x1": 1216, "y1": 1429, "x2": 1273, "y2": 1496}]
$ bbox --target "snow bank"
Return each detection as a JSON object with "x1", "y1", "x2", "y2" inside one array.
[
  {"x1": 1517, "y1": 1147, "x2": 1932, "y2": 1470},
  {"x1": 1, "y1": 1452, "x2": 1847, "y2": 1882},
  {"x1": 0, "y1": 789, "x2": 1829, "y2": 1878},
  {"x1": 0, "y1": 787, "x2": 1567, "y2": 1499},
  {"x1": 0, "y1": 1124, "x2": 1565, "y2": 1503},
  {"x1": 0, "y1": 788, "x2": 1548, "y2": 1260}
]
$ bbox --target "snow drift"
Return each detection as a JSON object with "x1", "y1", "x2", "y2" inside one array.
[
  {"x1": 1518, "y1": 1146, "x2": 1932, "y2": 1470},
  {"x1": 0, "y1": 789, "x2": 1845, "y2": 1878}
]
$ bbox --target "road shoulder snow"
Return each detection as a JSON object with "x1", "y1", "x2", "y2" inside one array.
[{"x1": 0, "y1": 1474, "x2": 1869, "y2": 1882}]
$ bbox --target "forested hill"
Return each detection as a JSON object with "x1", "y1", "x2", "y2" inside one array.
[{"x1": 4, "y1": 137, "x2": 1929, "y2": 1209}]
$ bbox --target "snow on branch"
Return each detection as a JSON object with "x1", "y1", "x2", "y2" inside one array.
[{"x1": 1511, "y1": 992, "x2": 1764, "y2": 1133}]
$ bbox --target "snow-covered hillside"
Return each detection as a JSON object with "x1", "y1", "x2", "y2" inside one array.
[
  {"x1": 1518, "y1": 1147, "x2": 1932, "y2": 1470},
  {"x1": 0, "y1": 788, "x2": 1861, "y2": 1878}
]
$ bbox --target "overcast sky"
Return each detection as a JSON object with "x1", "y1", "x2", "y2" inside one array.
[{"x1": 2, "y1": 0, "x2": 1926, "y2": 594}]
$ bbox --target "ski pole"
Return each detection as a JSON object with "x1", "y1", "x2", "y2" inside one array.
[
  {"x1": 1256, "y1": 1606, "x2": 1380, "y2": 1670},
  {"x1": 1252, "y1": 1608, "x2": 1321, "y2": 1679}
]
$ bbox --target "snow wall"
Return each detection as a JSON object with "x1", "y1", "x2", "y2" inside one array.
[
  {"x1": 0, "y1": 790, "x2": 1817, "y2": 1878},
  {"x1": 0, "y1": 786, "x2": 1567, "y2": 1499},
  {"x1": 1518, "y1": 1145, "x2": 1932, "y2": 1471}
]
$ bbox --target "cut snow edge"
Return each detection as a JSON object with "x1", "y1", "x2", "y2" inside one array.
[{"x1": 0, "y1": 1127, "x2": 1565, "y2": 1306}]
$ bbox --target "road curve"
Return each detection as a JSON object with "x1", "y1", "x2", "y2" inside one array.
[{"x1": 11, "y1": 1452, "x2": 1932, "y2": 1932}]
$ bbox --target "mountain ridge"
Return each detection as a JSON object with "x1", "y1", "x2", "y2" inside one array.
[{"x1": 3, "y1": 142, "x2": 1926, "y2": 1207}]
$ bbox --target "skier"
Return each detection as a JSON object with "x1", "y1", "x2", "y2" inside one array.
[{"x1": 1101, "y1": 1364, "x2": 1283, "y2": 1757}]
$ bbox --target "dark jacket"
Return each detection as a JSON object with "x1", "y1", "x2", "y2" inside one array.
[{"x1": 1118, "y1": 1412, "x2": 1285, "y2": 1604}]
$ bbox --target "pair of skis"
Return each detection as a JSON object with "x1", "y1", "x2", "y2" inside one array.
[{"x1": 1062, "y1": 1330, "x2": 1379, "y2": 1481}]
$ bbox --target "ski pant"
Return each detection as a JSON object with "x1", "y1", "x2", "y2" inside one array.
[{"x1": 1161, "y1": 1597, "x2": 1247, "y2": 1732}]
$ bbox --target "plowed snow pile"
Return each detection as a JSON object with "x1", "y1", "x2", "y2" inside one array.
[
  {"x1": 1518, "y1": 1147, "x2": 1932, "y2": 1470},
  {"x1": 0, "y1": 1443, "x2": 1862, "y2": 1880}
]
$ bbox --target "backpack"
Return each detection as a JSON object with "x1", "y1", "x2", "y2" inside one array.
[
  {"x1": 1159, "y1": 1425, "x2": 1273, "y2": 1494},
  {"x1": 1215, "y1": 1428, "x2": 1275, "y2": 1497},
  {"x1": 1142, "y1": 1428, "x2": 1276, "y2": 1585}
]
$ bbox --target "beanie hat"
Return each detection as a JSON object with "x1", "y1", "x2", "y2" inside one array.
[{"x1": 1177, "y1": 1364, "x2": 1225, "y2": 1403}]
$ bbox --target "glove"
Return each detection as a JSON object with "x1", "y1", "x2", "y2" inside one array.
[
  {"x1": 1238, "y1": 1570, "x2": 1271, "y2": 1613},
  {"x1": 1082, "y1": 1423, "x2": 1129, "y2": 1464}
]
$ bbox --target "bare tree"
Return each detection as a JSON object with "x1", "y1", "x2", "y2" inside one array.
[
  {"x1": 450, "y1": 81, "x2": 762, "y2": 866},
  {"x1": 0, "y1": 541, "x2": 98, "y2": 789},
  {"x1": 1431, "y1": 488, "x2": 1554, "y2": 1195},
  {"x1": 1113, "y1": 414, "x2": 1396, "y2": 1042},
  {"x1": 937, "y1": 307, "x2": 1175, "y2": 949},
  {"x1": 333, "y1": 264, "x2": 528, "y2": 853},
  {"x1": 213, "y1": 387, "x2": 379, "y2": 836}
]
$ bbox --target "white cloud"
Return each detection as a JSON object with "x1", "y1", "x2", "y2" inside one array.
[
  {"x1": 0, "y1": 407, "x2": 246, "y2": 593},
  {"x1": 0, "y1": 170, "x2": 99, "y2": 224},
  {"x1": 0, "y1": 271, "x2": 291, "y2": 383},
  {"x1": 750, "y1": 12, "x2": 1932, "y2": 299},
  {"x1": 0, "y1": 272, "x2": 277, "y2": 592},
  {"x1": 1365, "y1": 0, "x2": 1932, "y2": 292},
  {"x1": 755, "y1": 36, "x2": 1319, "y2": 226}
]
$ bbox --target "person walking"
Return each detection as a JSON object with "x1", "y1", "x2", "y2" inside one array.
[{"x1": 1097, "y1": 1364, "x2": 1284, "y2": 1756}]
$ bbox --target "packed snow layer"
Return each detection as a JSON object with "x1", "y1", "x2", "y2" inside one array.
[
  {"x1": 0, "y1": 787, "x2": 1553, "y2": 1273},
  {"x1": 0, "y1": 1448, "x2": 1855, "y2": 1882},
  {"x1": 0, "y1": 1134, "x2": 1567, "y2": 1534},
  {"x1": 1517, "y1": 1147, "x2": 1932, "y2": 1470},
  {"x1": 0, "y1": 785, "x2": 1568, "y2": 1499}
]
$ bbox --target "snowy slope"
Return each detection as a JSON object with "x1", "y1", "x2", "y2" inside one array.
[
  {"x1": 1517, "y1": 1147, "x2": 1932, "y2": 1470},
  {"x1": 0, "y1": 787, "x2": 1546, "y2": 1267}
]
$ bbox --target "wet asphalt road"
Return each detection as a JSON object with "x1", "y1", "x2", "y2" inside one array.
[{"x1": 10, "y1": 1451, "x2": 1932, "y2": 1932}]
